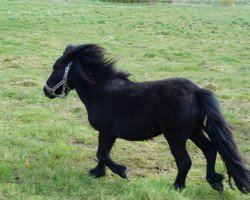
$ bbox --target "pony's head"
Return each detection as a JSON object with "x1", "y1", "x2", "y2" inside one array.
[
  {"x1": 43, "y1": 44, "x2": 75, "y2": 98},
  {"x1": 43, "y1": 44, "x2": 114, "y2": 99}
]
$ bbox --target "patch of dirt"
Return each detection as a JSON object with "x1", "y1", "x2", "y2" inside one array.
[
  {"x1": 3, "y1": 56, "x2": 25, "y2": 68},
  {"x1": 199, "y1": 58, "x2": 211, "y2": 68},
  {"x1": 71, "y1": 139, "x2": 96, "y2": 148},
  {"x1": 12, "y1": 80, "x2": 38, "y2": 87},
  {"x1": 204, "y1": 83, "x2": 217, "y2": 91}
]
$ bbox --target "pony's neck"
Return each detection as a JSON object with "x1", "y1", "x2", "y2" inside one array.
[
  {"x1": 72, "y1": 71, "x2": 130, "y2": 108},
  {"x1": 75, "y1": 57, "x2": 116, "y2": 85},
  {"x1": 73, "y1": 75, "x2": 95, "y2": 106},
  {"x1": 71, "y1": 57, "x2": 131, "y2": 107}
]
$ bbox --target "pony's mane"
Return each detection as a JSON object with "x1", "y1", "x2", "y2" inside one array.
[{"x1": 64, "y1": 44, "x2": 130, "y2": 85}]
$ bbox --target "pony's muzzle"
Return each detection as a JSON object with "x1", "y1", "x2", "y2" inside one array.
[{"x1": 43, "y1": 87, "x2": 56, "y2": 99}]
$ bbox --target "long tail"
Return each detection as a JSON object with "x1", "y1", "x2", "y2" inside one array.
[{"x1": 195, "y1": 89, "x2": 250, "y2": 194}]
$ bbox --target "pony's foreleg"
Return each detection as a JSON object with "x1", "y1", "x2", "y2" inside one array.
[
  {"x1": 90, "y1": 132, "x2": 129, "y2": 179},
  {"x1": 190, "y1": 129, "x2": 224, "y2": 193},
  {"x1": 89, "y1": 161, "x2": 106, "y2": 178}
]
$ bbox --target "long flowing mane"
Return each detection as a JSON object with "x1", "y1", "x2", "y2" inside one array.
[{"x1": 64, "y1": 44, "x2": 130, "y2": 85}]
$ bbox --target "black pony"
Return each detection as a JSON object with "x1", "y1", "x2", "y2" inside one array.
[{"x1": 44, "y1": 44, "x2": 249, "y2": 194}]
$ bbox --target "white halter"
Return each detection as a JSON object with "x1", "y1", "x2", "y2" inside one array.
[{"x1": 44, "y1": 61, "x2": 72, "y2": 98}]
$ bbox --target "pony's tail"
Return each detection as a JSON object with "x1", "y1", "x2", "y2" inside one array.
[{"x1": 195, "y1": 89, "x2": 250, "y2": 194}]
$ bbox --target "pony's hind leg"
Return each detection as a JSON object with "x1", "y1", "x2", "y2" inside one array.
[
  {"x1": 190, "y1": 129, "x2": 224, "y2": 193},
  {"x1": 164, "y1": 135, "x2": 192, "y2": 190},
  {"x1": 90, "y1": 132, "x2": 129, "y2": 179}
]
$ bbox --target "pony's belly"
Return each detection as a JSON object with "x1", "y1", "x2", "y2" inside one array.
[{"x1": 116, "y1": 128, "x2": 161, "y2": 141}]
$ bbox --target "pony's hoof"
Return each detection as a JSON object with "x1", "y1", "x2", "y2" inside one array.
[
  {"x1": 89, "y1": 168, "x2": 105, "y2": 178},
  {"x1": 174, "y1": 183, "x2": 185, "y2": 191},
  {"x1": 211, "y1": 182, "x2": 224, "y2": 193},
  {"x1": 239, "y1": 186, "x2": 249, "y2": 194},
  {"x1": 118, "y1": 167, "x2": 130, "y2": 180},
  {"x1": 121, "y1": 170, "x2": 131, "y2": 181}
]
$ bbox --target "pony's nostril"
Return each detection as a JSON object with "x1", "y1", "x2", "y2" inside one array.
[{"x1": 43, "y1": 87, "x2": 55, "y2": 99}]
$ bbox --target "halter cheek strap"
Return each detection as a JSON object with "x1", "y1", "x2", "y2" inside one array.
[{"x1": 45, "y1": 61, "x2": 72, "y2": 98}]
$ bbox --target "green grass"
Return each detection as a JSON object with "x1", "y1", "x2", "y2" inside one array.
[{"x1": 0, "y1": 0, "x2": 249, "y2": 199}]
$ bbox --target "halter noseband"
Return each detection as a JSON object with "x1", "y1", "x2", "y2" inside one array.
[{"x1": 45, "y1": 61, "x2": 72, "y2": 98}]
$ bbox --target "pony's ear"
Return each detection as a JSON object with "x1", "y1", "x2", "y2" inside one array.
[
  {"x1": 63, "y1": 44, "x2": 77, "y2": 55},
  {"x1": 62, "y1": 44, "x2": 104, "y2": 62}
]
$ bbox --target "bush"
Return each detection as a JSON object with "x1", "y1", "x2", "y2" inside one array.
[
  {"x1": 167, "y1": 0, "x2": 190, "y2": 3},
  {"x1": 100, "y1": 0, "x2": 192, "y2": 3},
  {"x1": 100, "y1": 0, "x2": 159, "y2": 3},
  {"x1": 220, "y1": 0, "x2": 236, "y2": 6}
]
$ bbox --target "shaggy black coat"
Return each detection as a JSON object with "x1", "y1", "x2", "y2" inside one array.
[{"x1": 44, "y1": 44, "x2": 250, "y2": 194}]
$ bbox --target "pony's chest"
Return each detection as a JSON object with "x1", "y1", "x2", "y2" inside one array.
[
  {"x1": 86, "y1": 105, "x2": 160, "y2": 141},
  {"x1": 87, "y1": 106, "x2": 114, "y2": 132}
]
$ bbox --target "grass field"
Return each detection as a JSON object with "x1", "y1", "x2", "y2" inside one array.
[{"x1": 0, "y1": 0, "x2": 250, "y2": 199}]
